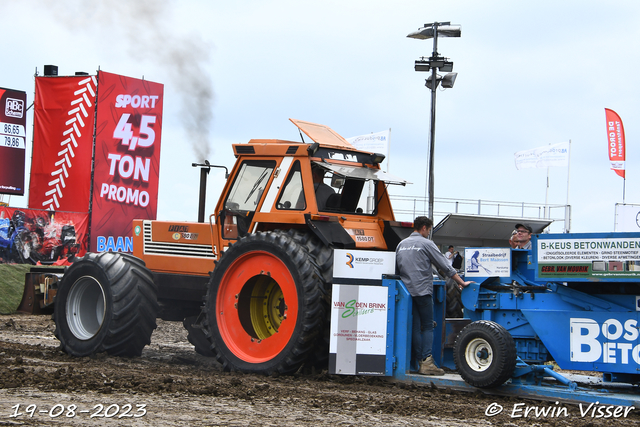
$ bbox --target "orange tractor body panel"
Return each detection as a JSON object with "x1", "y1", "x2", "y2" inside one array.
[{"x1": 132, "y1": 220, "x2": 215, "y2": 277}]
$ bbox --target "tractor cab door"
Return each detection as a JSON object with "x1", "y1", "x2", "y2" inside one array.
[{"x1": 219, "y1": 160, "x2": 276, "y2": 241}]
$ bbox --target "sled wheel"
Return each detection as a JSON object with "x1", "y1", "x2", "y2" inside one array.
[
  {"x1": 453, "y1": 320, "x2": 516, "y2": 388},
  {"x1": 53, "y1": 252, "x2": 158, "y2": 357},
  {"x1": 203, "y1": 231, "x2": 326, "y2": 374},
  {"x1": 184, "y1": 316, "x2": 215, "y2": 357}
]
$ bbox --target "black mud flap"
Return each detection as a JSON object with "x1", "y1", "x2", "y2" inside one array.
[
  {"x1": 305, "y1": 215, "x2": 355, "y2": 249},
  {"x1": 383, "y1": 221, "x2": 413, "y2": 251}
]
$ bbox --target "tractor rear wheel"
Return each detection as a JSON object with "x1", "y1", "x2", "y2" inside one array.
[
  {"x1": 202, "y1": 231, "x2": 327, "y2": 374},
  {"x1": 53, "y1": 252, "x2": 158, "y2": 357},
  {"x1": 285, "y1": 229, "x2": 333, "y2": 370},
  {"x1": 453, "y1": 320, "x2": 516, "y2": 388}
]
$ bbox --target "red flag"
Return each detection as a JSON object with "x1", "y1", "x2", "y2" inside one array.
[{"x1": 605, "y1": 108, "x2": 625, "y2": 179}]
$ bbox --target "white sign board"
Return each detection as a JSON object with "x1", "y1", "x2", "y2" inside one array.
[
  {"x1": 615, "y1": 203, "x2": 640, "y2": 232},
  {"x1": 333, "y1": 249, "x2": 396, "y2": 281},
  {"x1": 329, "y1": 284, "x2": 388, "y2": 375},
  {"x1": 464, "y1": 248, "x2": 511, "y2": 277}
]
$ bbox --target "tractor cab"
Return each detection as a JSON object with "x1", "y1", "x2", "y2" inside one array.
[{"x1": 214, "y1": 119, "x2": 410, "y2": 253}]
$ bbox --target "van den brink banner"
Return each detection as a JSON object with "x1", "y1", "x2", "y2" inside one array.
[
  {"x1": 91, "y1": 71, "x2": 163, "y2": 252},
  {"x1": 29, "y1": 76, "x2": 97, "y2": 211},
  {"x1": 0, "y1": 87, "x2": 27, "y2": 196}
]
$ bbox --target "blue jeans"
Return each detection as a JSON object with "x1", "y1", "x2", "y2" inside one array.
[{"x1": 412, "y1": 294, "x2": 434, "y2": 362}]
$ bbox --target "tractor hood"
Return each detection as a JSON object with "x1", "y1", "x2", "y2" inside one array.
[
  {"x1": 312, "y1": 161, "x2": 408, "y2": 186},
  {"x1": 290, "y1": 118, "x2": 360, "y2": 151}
]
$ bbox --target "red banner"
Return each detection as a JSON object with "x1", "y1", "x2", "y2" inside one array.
[
  {"x1": 91, "y1": 71, "x2": 163, "y2": 252},
  {"x1": 605, "y1": 108, "x2": 625, "y2": 179},
  {"x1": 0, "y1": 88, "x2": 27, "y2": 195},
  {"x1": 29, "y1": 77, "x2": 97, "y2": 211},
  {"x1": 0, "y1": 206, "x2": 88, "y2": 264}
]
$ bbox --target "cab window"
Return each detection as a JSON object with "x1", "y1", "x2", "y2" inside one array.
[
  {"x1": 315, "y1": 168, "x2": 376, "y2": 215},
  {"x1": 221, "y1": 160, "x2": 275, "y2": 239},
  {"x1": 276, "y1": 161, "x2": 305, "y2": 210}
]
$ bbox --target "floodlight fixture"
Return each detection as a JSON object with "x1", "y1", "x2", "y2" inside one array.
[
  {"x1": 414, "y1": 57, "x2": 454, "y2": 73},
  {"x1": 439, "y1": 61, "x2": 454, "y2": 72},
  {"x1": 424, "y1": 74, "x2": 440, "y2": 90},
  {"x1": 441, "y1": 72, "x2": 457, "y2": 89},
  {"x1": 407, "y1": 23, "x2": 461, "y2": 40},
  {"x1": 424, "y1": 72, "x2": 457, "y2": 90}
]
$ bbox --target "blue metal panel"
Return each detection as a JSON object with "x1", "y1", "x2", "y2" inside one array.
[
  {"x1": 384, "y1": 280, "x2": 396, "y2": 376},
  {"x1": 383, "y1": 277, "x2": 412, "y2": 376},
  {"x1": 432, "y1": 279, "x2": 446, "y2": 367},
  {"x1": 524, "y1": 309, "x2": 640, "y2": 375}
]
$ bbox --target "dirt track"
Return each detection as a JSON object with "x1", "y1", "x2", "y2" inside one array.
[{"x1": 1, "y1": 315, "x2": 639, "y2": 426}]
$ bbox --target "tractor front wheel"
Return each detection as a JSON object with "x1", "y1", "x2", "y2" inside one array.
[{"x1": 203, "y1": 231, "x2": 326, "y2": 374}]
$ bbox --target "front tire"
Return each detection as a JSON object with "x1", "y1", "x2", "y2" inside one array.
[
  {"x1": 54, "y1": 252, "x2": 158, "y2": 357},
  {"x1": 453, "y1": 320, "x2": 516, "y2": 388},
  {"x1": 184, "y1": 316, "x2": 215, "y2": 357},
  {"x1": 202, "y1": 231, "x2": 326, "y2": 374}
]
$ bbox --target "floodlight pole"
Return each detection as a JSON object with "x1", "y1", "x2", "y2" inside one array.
[{"x1": 427, "y1": 25, "x2": 440, "y2": 222}]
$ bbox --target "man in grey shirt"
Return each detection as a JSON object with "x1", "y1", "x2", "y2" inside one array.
[{"x1": 396, "y1": 216, "x2": 472, "y2": 375}]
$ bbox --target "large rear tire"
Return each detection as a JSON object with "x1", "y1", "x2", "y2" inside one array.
[
  {"x1": 453, "y1": 320, "x2": 516, "y2": 388},
  {"x1": 53, "y1": 252, "x2": 158, "y2": 357},
  {"x1": 285, "y1": 229, "x2": 333, "y2": 370},
  {"x1": 202, "y1": 231, "x2": 327, "y2": 374}
]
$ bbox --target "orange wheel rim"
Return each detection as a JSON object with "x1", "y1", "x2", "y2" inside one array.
[{"x1": 216, "y1": 251, "x2": 298, "y2": 363}]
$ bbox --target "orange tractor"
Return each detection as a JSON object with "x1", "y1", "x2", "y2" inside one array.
[{"x1": 46, "y1": 119, "x2": 412, "y2": 374}]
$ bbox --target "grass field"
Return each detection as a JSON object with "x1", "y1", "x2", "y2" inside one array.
[{"x1": 0, "y1": 264, "x2": 32, "y2": 314}]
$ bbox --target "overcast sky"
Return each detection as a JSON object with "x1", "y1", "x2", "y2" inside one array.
[{"x1": 3, "y1": 0, "x2": 639, "y2": 234}]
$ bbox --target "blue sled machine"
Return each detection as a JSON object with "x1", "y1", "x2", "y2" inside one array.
[
  {"x1": 455, "y1": 232, "x2": 640, "y2": 389},
  {"x1": 331, "y1": 233, "x2": 640, "y2": 405}
]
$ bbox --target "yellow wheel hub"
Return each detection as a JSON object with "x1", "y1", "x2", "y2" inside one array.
[{"x1": 249, "y1": 276, "x2": 285, "y2": 340}]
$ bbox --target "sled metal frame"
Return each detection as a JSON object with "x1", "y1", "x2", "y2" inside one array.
[{"x1": 382, "y1": 277, "x2": 640, "y2": 408}]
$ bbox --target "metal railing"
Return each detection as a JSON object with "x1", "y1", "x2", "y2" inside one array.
[{"x1": 389, "y1": 194, "x2": 570, "y2": 232}]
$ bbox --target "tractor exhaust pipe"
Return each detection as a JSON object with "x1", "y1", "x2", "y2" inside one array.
[
  {"x1": 192, "y1": 161, "x2": 211, "y2": 223},
  {"x1": 198, "y1": 167, "x2": 209, "y2": 223},
  {"x1": 192, "y1": 161, "x2": 229, "y2": 223}
]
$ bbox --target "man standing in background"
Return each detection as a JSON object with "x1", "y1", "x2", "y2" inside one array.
[{"x1": 445, "y1": 245, "x2": 455, "y2": 265}]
